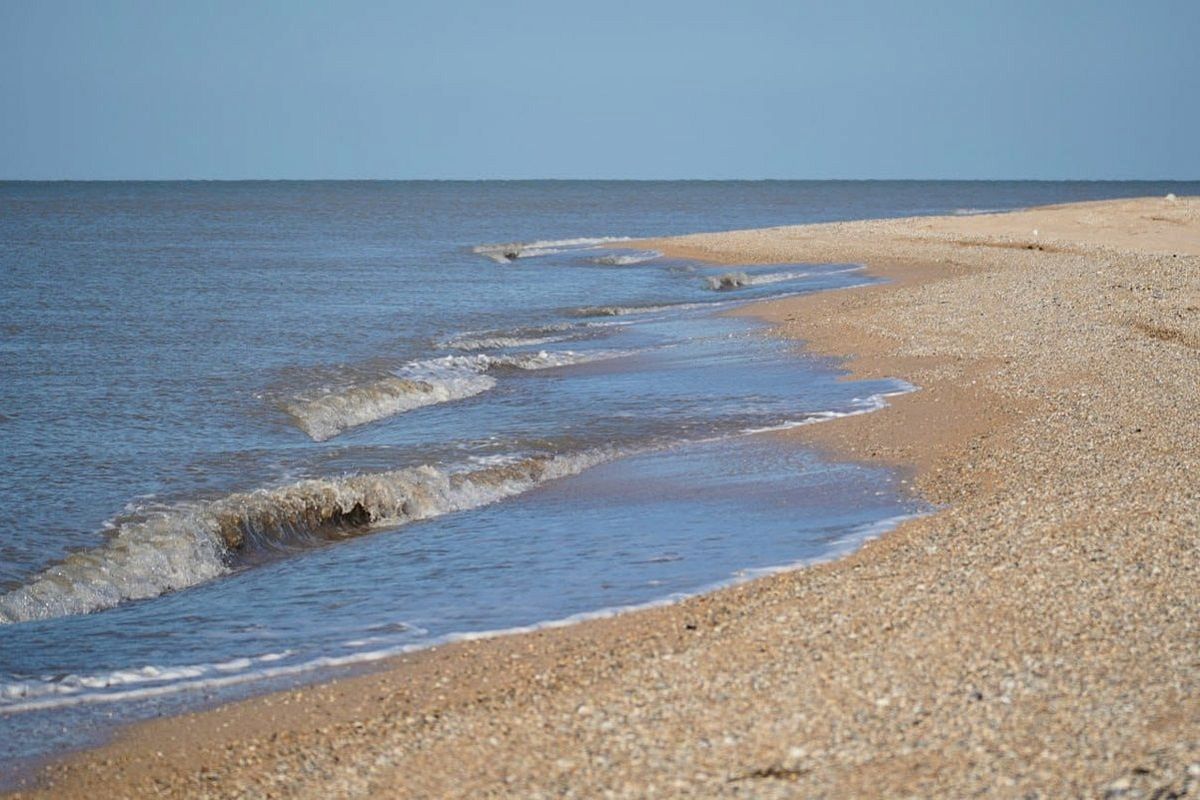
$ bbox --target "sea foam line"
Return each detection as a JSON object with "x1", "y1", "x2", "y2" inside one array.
[
  {"x1": 590, "y1": 250, "x2": 661, "y2": 266},
  {"x1": 473, "y1": 236, "x2": 634, "y2": 263},
  {"x1": 736, "y1": 383, "x2": 916, "y2": 435},
  {"x1": 704, "y1": 270, "x2": 812, "y2": 291},
  {"x1": 437, "y1": 322, "x2": 582, "y2": 351}
]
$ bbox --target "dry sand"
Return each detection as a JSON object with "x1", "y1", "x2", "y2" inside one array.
[{"x1": 7, "y1": 197, "x2": 1199, "y2": 798}]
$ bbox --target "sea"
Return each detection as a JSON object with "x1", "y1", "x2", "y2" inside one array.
[{"x1": 1, "y1": 180, "x2": 1194, "y2": 772}]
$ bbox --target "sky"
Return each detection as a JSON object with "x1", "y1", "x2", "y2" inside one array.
[{"x1": 1, "y1": 0, "x2": 1197, "y2": 180}]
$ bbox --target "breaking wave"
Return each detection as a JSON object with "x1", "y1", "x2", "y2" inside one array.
[
  {"x1": 283, "y1": 374, "x2": 495, "y2": 442},
  {"x1": 0, "y1": 450, "x2": 617, "y2": 625},
  {"x1": 952, "y1": 207, "x2": 1005, "y2": 216},
  {"x1": 590, "y1": 250, "x2": 661, "y2": 266},
  {"x1": 570, "y1": 301, "x2": 716, "y2": 318},
  {"x1": 0, "y1": 506, "x2": 922, "y2": 715},
  {"x1": 473, "y1": 236, "x2": 633, "y2": 263},
  {"x1": 439, "y1": 322, "x2": 582, "y2": 351},
  {"x1": 704, "y1": 270, "x2": 811, "y2": 291},
  {"x1": 284, "y1": 350, "x2": 637, "y2": 441},
  {"x1": 484, "y1": 349, "x2": 632, "y2": 370},
  {"x1": 572, "y1": 268, "x2": 865, "y2": 317}
]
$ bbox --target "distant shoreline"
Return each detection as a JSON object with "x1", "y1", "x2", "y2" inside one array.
[{"x1": 11, "y1": 197, "x2": 1200, "y2": 798}]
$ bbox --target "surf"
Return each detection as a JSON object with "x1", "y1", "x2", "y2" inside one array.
[
  {"x1": 472, "y1": 236, "x2": 634, "y2": 263},
  {"x1": 282, "y1": 349, "x2": 637, "y2": 441},
  {"x1": 703, "y1": 270, "x2": 812, "y2": 290},
  {"x1": 0, "y1": 449, "x2": 618, "y2": 625}
]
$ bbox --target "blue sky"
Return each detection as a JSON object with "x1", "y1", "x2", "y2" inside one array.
[{"x1": 1, "y1": 0, "x2": 1197, "y2": 179}]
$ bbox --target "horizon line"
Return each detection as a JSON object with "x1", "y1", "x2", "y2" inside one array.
[{"x1": 2, "y1": 177, "x2": 1199, "y2": 184}]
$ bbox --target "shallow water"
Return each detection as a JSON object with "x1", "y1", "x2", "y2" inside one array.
[{"x1": 1, "y1": 180, "x2": 1195, "y2": 768}]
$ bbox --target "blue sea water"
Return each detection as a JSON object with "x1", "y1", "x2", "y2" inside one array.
[{"x1": 0, "y1": 180, "x2": 1195, "y2": 770}]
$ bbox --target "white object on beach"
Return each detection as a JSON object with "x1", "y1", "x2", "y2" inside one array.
[
  {"x1": 1166, "y1": 193, "x2": 1177, "y2": 201},
  {"x1": 1032, "y1": 228, "x2": 1039, "y2": 237}
]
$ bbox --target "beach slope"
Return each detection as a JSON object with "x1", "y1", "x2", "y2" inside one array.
[{"x1": 10, "y1": 197, "x2": 1200, "y2": 798}]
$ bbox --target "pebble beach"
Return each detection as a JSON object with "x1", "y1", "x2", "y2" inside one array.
[{"x1": 8, "y1": 197, "x2": 1199, "y2": 798}]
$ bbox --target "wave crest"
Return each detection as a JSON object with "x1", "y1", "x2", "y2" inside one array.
[
  {"x1": 472, "y1": 236, "x2": 633, "y2": 263},
  {"x1": 704, "y1": 270, "x2": 811, "y2": 291},
  {"x1": 438, "y1": 322, "x2": 579, "y2": 351},
  {"x1": 284, "y1": 350, "x2": 635, "y2": 441},
  {"x1": 283, "y1": 375, "x2": 495, "y2": 442},
  {"x1": 590, "y1": 251, "x2": 661, "y2": 266},
  {"x1": 0, "y1": 450, "x2": 616, "y2": 624},
  {"x1": 570, "y1": 301, "x2": 711, "y2": 318}
]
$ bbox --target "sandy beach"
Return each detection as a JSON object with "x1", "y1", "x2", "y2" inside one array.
[{"x1": 8, "y1": 197, "x2": 1199, "y2": 798}]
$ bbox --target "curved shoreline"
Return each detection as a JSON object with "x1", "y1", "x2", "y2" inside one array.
[{"x1": 9, "y1": 197, "x2": 1200, "y2": 798}]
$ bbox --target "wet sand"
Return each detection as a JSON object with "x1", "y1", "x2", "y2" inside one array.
[{"x1": 9, "y1": 197, "x2": 1200, "y2": 798}]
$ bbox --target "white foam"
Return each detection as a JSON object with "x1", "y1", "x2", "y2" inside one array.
[
  {"x1": 0, "y1": 380, "x2": 922, "y2": 711},
  {"x1": 0, "y1": 510, "x2": 921, "y2": 716},
  {"x1": 590, "y1": 250, "x2": 661, "y2": 266},
  {"x1": 0, "y1": 449, "x2": 619, "y2": 625},
  {"x1": 284, "y1": 373, "x2": 496, "y2": 442},
  {"x1": 473, "y1": 236, "x2": 633, "y2": 263},
  {"x1": 284, "y1": 348, "x2": 637, "y2": 441},
  {"x1": 572, "y1": 301, "x2": 717, "y2": 318},
  {"x1": 576, "y1": 268, "x2": 870, "y2": 320},
  {"x1": 0, "y1": 507, "x2": 229, "y2": 628},
  {"x1": 440, "y1": 332, "x2": 572, "y2": 351},
  {"x1": 438, "y1": 322, "x2": 581, "y2": 352},
  {"x1": 736, "y1": 383, "x2": 915, "y2": 436},
  {"x1": 704, "y1": 270, "x2": 812, "y2": 291},
  {"x1": 489, "y1": 349, "x2": 635, "y2": 370},
  {"x1": 454, "y1": 334, "x2": 566, "y2": 350},
  {"x1": 0, "y1": 650, "x2": 297, "y2": 705}
]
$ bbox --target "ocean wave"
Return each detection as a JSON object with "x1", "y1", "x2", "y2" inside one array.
[
  {"x1": 0, "y1": 449, "x2": 617, "y2": 625},
  {"x1": 0, "y1": 509, "x2": 921, "y2": 715},
  {"x1": 438, "y1": 322, "x2": 581, "y2": 351},
  {"x1": 590, "y1": 250, "x2": 661, "y2": 266},
  {"x1": 473, "y1": 236, "x2": 633, "y2": 263},
  {"x1": 285, "y1": 350, "x2": 637, "y2": 441},
  {"x1": 572, "y1": 271, "x2": 865, "y2": 317},
  {"x1": 487, "y1": 349, "x2": 633, "y2": 370},
  {"x1": 570, "y1": 301, "x2": 714, "y2": 318},
  {"x1": 283, "y1": 374, "x2": 496, "y2": 442},
  {"x1": 703, "y1": 270, "x2": 811, "y2": 291},
  {"x1": 442, "y1": 333, "x2": 570, "y2": 350}
]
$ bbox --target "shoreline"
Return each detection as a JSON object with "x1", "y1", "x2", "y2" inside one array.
[{"x1": 9, "y1": 197, "x2": 1200, "y2": 797}]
